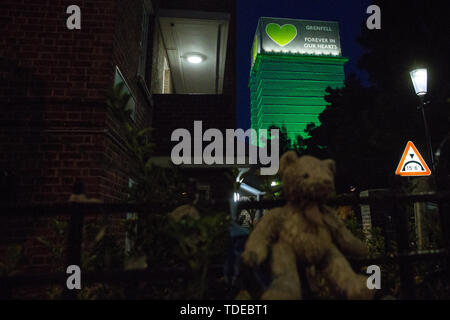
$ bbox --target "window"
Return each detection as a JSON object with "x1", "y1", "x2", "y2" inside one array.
[
  {"x1": 137, "y1": 5, "x2": 150, "y2": 80},
  {"x1": 114, "y1": 66, "x2": 136, "y2": 121}
]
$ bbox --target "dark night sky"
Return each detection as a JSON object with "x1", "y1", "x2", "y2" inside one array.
[{"x1": 235, "y1": 0, "x2": 372, "y2": 129}]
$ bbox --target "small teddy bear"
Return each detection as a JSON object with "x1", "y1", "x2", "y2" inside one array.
[{"x1": 241, "y1": 151, "x2": 373, "y2": 300}]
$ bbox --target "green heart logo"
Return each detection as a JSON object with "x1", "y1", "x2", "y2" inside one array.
[{"x1": 266, "y1": 23, "x2": 297, "y2": 47}]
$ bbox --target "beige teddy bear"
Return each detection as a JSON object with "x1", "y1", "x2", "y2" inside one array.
[{"x1": 241, "y1": 151, "x2": 374, "y2": 300}]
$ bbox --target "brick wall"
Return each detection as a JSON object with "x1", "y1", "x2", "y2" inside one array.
[
  {"x1": 0, "y1": 0, "x2": 237, "y2": 286},
  {"x1": 0, "y1": 0, "x2": 117, "y2": 203},
  {"x1": 0, "y1": 0, "x2": 156, "y2": 202},
  {"x1": 0, "y1": 0, "x2": 155, "y2": 277},
  {"x1": 107, "y1": 0, "x2": 154, "y2": 201},
  {"x1": 1, "y1": 0, "x2": 116, "y2": 103}
]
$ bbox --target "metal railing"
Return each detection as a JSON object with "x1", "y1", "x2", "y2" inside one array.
[
  {"x1": 237, "y1": 191, "x2": 450, "y2": 299},
  {"x1": 1, "y1": 191, "x2": 450, "y2": 299}
]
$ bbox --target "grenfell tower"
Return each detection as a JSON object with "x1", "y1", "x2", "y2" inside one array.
[{"x1": 249, "y1": 17, "x2": 347, "y2": 145}]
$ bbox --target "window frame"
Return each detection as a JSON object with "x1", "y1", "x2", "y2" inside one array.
[{"x1": 114, "y1": 66, "x2": 137, "y2": 122}]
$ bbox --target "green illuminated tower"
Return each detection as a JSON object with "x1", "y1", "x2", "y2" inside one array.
[{"x1": 250, "y1": 17, "x2": 348, "y2": 144}]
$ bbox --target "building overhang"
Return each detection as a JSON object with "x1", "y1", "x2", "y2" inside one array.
[{"x1": 158, "y1": 9, "x2": 230, "y2": 94}]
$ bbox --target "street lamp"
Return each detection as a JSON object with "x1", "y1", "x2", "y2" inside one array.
[
  {"x1": 410, "y1": 68, "x2": 434, "y2": 172},
  {"x1": 410, "y1": 68, "x2": 427, "y2": 96}
]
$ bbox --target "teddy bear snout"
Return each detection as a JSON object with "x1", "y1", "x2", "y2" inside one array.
[{"x1": 312, "y1": 179, "x2": 334, "y2": 196}]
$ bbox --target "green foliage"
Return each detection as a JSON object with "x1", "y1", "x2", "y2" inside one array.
[
  {"x1": 168, "y1": 213, "x2": 229, "y2": 270},
  {"x1": 83, "y1": 217, "x2": 126, "y2": 272},
  {"x1": 414, "y1": 258, "x2": 450, "y2": 299},
  {"x1": 36, "y1": 218, "x2": 67, "y2": 272},
  {"x1": 342, "y1": 206, "x2": 450, "y2": 299},
  {"x1": 126, "y1": 213, "x2": 176, "y2": 266},
  {"x1": 77, "y1": 283, "x2": 126, "y2": 300},
  {"x1": 168, "y1": 212, "x2": 229, "y2": 298},
  {"x1": 343, "y1": 210, "x2": 400, "y2": 297},
  {"x1": 128, "y1": 164, "x2": 186, "y2": 208},
  {"x1": 107, "y1": 81, "x2": 186, "y2": 208},
  {"x1": 106, "y1": 83, "x2": 154, "y2": 177},
  {"x1": 106, "y1": 83, "x2": 230, "y2": 299},
  {"x1": 268, "y1": 124, "x2": 293, "y2": 155},
  {"x1": 0, "y1": 244, "x2": 23, "y2": 276},
  {"x1": 299, "y1": 1, "x2": 450, "y2": 193},
  {"x1": 35, "y1": 216, "x2": 127, "y2": 299},
  {"x1": 259, "y1": 176, "x2": 283, "y2": 200},
  {"x1": 36, "y1": 217, "x2": 125, "y2": 273},
  {"x1": 124, "y1": 209, "x2": 229, "y2": 299}
]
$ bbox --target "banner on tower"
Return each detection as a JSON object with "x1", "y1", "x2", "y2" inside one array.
[{"x1": 251, "y1": 17, "x2": 342, "y2": 66}]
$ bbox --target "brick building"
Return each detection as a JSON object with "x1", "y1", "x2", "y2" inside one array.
[
  {"x1": 0, "y1": 0, "x2": 236, "y2": 273},
  {"x1": 0, "y1": 0, "x2": 236, "y2": 204}
]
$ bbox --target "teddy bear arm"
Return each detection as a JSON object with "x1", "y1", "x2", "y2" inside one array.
[
  {"x1": 323, "y1": 211, "x2": 368, "y2": 257},
  {"x1": 242, "y1": 209, "x2": 284, "y2": 266},
  {"x1": 255, "y1": 208, "x2": 285, "y2": 241}
]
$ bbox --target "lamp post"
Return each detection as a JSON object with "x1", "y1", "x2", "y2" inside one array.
[{"x1": 410, "y1": 68, "x2": 435, "y2": 173}]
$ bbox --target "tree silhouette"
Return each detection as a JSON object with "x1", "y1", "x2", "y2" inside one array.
[{"x1": 301, "y1": 1, "x2": 450, "y2": 192}]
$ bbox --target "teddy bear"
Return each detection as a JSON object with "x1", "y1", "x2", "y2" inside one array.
[{"x1": 241, "y1": 151, "x2": 374, "y2": 300}]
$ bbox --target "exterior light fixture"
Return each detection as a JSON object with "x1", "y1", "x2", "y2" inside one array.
[
  {"x1": 271, "y1": 181, "x2": 277, "y2": 186},
  {"x1": 184, "y1": 53, "x2": 206, "y2": 64},
  {"x1": 409, "y1": 67, "x2": 434, "y2": 172},
  {"x1": 410, "y1": 68, "x2": 427, "y2": 96}
]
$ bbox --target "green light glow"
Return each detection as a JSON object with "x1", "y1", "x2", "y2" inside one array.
[
  {"x1": 252, "y1": 36, "x2": 258, "y2": 66},
  {"x1": 249, "y1": 53, "x2": 347, "y2": 144}
]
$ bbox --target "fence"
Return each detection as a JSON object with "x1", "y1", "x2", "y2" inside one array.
[{"x1": 1, "y1": 191, "x2": 450, "y2": 299}]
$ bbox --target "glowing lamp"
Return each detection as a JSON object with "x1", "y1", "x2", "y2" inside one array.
[
  {"x1": 410, "y1": 68, "x2": 427, "y2": 96},
  {"x1": 185, "y1": 53, "x2": 204, "y2": 64}
]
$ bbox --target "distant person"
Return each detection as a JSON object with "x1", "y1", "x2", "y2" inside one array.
[{"x1": 223, "y1": 196, "x2": 252, "y2": 287}]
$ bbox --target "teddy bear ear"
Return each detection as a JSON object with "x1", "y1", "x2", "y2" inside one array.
[
  {"x1": 323, "y1": 159, "x2": 336, "y2": 174},
  {"x1": 279, "y1": 151, "x2": 298, "y2": 175}
]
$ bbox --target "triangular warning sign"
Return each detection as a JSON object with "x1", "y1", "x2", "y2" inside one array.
[{"x1": 395, "y1": 141, "x2": 431, "y2": 176}]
